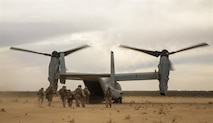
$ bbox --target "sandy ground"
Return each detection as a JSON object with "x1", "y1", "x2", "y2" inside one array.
[{"x1": 0, "y1": 94, "x2": 213, "y2": 123}]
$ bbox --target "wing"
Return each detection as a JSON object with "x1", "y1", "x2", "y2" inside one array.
[
  {"x1": 115, "y1": 72, "x2": 159, "y2": 81},
  {"x1": 60, "y1": 72, "x2": 110, "y2": 81},
  {"x1": 61, "y1": 72, "x2": 159, "y2": 81}
]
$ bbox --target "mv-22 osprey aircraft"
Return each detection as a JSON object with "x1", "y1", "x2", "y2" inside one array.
[{"x1": 10, "y1": 42, "x2": 208, "y2": 103}]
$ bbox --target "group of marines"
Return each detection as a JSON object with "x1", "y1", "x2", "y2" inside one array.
[{"x1": 37, "y1": 84, "x2": 112, "y2": 108}]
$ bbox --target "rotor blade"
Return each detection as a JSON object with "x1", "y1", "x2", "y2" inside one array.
[
  {"x1": 169, "y1": 42, "x2": 209, "y2": 55},
  {"x1": 119, "y1": 45, "x2": 161, "y2": 57},
  {"x1": 63, "y1": 44, "x2": 90, "y2": 56},
  {"x1": 10, "y1": 47, "x2": 51, "y2": 56}
]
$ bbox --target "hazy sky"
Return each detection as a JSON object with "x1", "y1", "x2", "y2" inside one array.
[{"x1": 0, "y1": 0, "x2": 212, "y2": 91}]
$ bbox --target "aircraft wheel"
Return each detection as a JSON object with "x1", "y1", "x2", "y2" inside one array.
[
  {"x1": 113, "y1": 97, "x2": 122, "y2": 103},
  {"x1": 119, "y1": 97, "x2": 122, "y2": 103}
]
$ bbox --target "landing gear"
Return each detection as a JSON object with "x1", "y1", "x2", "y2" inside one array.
[
  {"x1": 119, "y1": 97, "x2": 122, "y2": 103},
  {"x1": 113, "y1": 97, "x2": 122, "y2": 103},
  {"x1": 160, "y1": 93, "x2": 166, "y2": 96}
]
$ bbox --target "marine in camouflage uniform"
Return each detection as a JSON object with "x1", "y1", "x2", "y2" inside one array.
[
  {"x1": 105, "y1": 87, "x2": 112, "y2": 108},
  {"x1": 45, "y1": 86, "x2": 54, "y2": 106},
  {"x1": 37, "y1": 88, "x2": 44, "y2": 106},
  {"x1": 58, "y1": 86, "x2": 68, "y2": 108},
  {"x1": 67, "y1": 90, "x2": 74, "y2": 107},
  {"x1": 75, "y1": 85, "x2": 85, "y2": 107},
  {"x1": 83, "y1": 86, "x2": 90, "y2": 103}
]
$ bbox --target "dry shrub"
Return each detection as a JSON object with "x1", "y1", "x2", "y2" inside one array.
[
  {"x1": 172, "y1": 118, "x2": 177, "y2": 123},
  {"x1": 134, "y1": 105, "x2": 141, "y2": 110},
  {"x1": 129, "y1": 100, "x2": 135, "y2": 106},
  {"x1": 159, "y1": 108, "x2": 166, "y2": 115},
  {"x1": 1, "y1": 108, "x2": 6, "y2": 112},
  {"x1": 125, "y1": 115, "x2": 131, "y2": 120},
  {"x1": 106, "y1": 119, "x2": 112, "y2": 123},
  {"x1": 69, "y1": 118, "x2": 75, "y2": 123}
]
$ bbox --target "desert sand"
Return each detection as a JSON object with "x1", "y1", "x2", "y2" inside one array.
[{"x1": 0, "y1": 92, "x2": 213, "y2": 123}]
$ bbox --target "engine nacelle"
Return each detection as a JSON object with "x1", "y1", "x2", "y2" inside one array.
[{"x1": 158, "y1": 56, "x2": 171, "y2": 95}]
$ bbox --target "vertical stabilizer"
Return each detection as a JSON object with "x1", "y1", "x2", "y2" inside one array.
[{"x1": 110, "y1": 51, "x2": 115, "y2": 83}]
